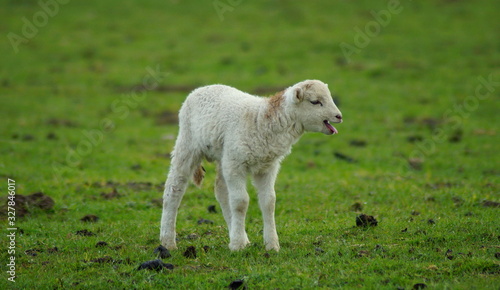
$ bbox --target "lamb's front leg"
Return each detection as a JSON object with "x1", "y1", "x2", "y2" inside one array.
[
  {"x1": 223, "y1": 166, "x2": 251, "y2": 251},
  {"x1": 253, "y1": 164, "x2": 280, "y2": 251}
]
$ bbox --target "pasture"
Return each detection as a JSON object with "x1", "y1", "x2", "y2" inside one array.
[{"x1": 1, "y1": 0, "x2": 498, "y2": 288}]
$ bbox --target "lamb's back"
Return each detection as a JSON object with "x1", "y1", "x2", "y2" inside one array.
[{"x1": 179, "y1": 85, "x2": 263, "y2": 159}]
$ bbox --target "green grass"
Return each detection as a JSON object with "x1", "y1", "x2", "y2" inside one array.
[{"x1": 1, "y1": 0, "x2": 499, "y2": 288}]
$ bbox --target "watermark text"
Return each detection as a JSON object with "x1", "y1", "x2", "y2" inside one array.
[{"x1": 6, "y1": 178, "x2": 17, "y2": 283}]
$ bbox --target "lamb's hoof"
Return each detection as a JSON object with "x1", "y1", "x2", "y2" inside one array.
[
  {"x1": 265, "y1": 243, "x2": 280, "y2": 252},
  {"x1": 229, "y1": 240, "x2": 251, "y2": 251},
  {"x1": 160, "y1": 237, "x2": 177, "y2": 250}
]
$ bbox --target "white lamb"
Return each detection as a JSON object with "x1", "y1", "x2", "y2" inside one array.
[{"x1": 160, "y1": 79, "x2": 342, "y2": 251}]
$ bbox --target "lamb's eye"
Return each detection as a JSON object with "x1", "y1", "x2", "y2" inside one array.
[{"x1": 310, "y1": 100, "x2": 323, "y2": 106}]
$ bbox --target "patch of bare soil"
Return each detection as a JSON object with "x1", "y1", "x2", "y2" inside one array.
[
  {"x1": 334, "y1": 152, "x2": 357, "y2": 163},
  {"x1": 101, "y1": 188, "x2": 121, "y2": 200},
  {"x1": 208, "y1": 205, "x2": 217, "y2": 213},
  {"x1": 80, "y1": 214, "x2": 99, "y2": 222},
  {"x1": 349, "y1": 139, "x2": 367, "y2": 147},
  {"x1": 356, "y1": 214, "x2": 378, "y2": 227},
  {"x1": 137, "y1": 259, "x2": 174, "y2": 271},
  {"x1": 1, "y1": 192, "x2": 54, "y2": 217},
  {"x1": 47, "y1": 118, "x2": 78, "y2": 127},
  {"x1": 197, "y1": 218, "x2": 214, "y2": 225},
  {"x1": 153, "y1": 245, "x2": 171, "y2": 259},
  {"x1": 75, "y1": 229, "x2": 96, "y2": 237},
  {"x1": 228, "y1": 279, "x2": 246, "y2": 290},
  {"x1": 482, "y1": 200, "x2": 500, "y2": 208},
  {"x1": 350, "y1": 202, "x2": 363, "y2": 212},
  {"x1": 183, "y1": 246, "x2": 197, "y2": 259},
  {"x1": 95, "y1": 241, "x2": 108, "y2": 248}
]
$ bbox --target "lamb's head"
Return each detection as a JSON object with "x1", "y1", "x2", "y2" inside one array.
[{"x1": 285, "y1": 80, "x2": 343, "y2": 135}]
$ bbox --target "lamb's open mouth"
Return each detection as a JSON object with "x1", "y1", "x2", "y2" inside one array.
[{"x1": 323, "y1": 120, "x2": 338, "y2": 134}]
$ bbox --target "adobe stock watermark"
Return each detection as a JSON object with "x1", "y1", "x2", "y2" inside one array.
[
  {"x1": 6, "y1": 178, "x2": 17, "y2": 283},
  {"x1": 7, "y1": 0, "x2": 70, "y2": 54},
  {"x1": 340, "y1": 0, "x2": 411, "y2": 63},
  {"x1": 51, "y1": 65, "x2": 168, "y2": 180},
  {"x1": 213, "y1": 0, "x2": 244, "y2": 21},
  {"x1": 407, "y1": 73, "x2": 499, "y2": 167}
]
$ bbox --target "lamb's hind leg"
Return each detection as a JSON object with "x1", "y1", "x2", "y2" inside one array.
[
  {"x1": 160, "y1": 150, "x2": 200, "y2": 250},
  {"x1": 222, "y1": 162, "x2": 251, "y2": 251},
  {"x1": 253, "y1": 163, "x2": 280, "y2": 251},
  {"x1": 160, "y1": 172, "x2": 188, "y2": 250},
  {"x1": 215, "y1": 163, "x2": 232, "y2": 233}
]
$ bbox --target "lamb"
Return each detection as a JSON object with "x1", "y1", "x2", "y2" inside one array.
[{"x1": 160, "y1": 79, "x2": 343, "y2": 251}]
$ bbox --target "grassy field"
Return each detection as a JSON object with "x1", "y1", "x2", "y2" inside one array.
[{"x1": 1, "y1": 0, "x2": 499, "y2": 288}]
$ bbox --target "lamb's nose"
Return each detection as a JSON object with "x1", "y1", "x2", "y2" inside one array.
[{"x1": 335, "y1": 114, "x2": 342, "y2": 120}]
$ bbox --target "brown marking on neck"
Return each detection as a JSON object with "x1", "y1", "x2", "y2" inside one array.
[{"x1": 265, "y1": 90, "x2": 285, "y2": 119}]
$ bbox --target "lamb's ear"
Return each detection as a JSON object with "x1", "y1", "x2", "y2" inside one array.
[{"x1": 291, "y1": 87, "x2": 304, "y2": 103}]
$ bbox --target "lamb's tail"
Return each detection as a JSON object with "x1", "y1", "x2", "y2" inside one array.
[{"x1": 192, "y1": 165, "x2": 205, "y2": 188}]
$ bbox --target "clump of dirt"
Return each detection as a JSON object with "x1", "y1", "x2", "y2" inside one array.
[
  {"x1": 27, "y1": 192, "x2": 54, "y2": 209},
  {"x1": 482, "y1": 200, "x2": 500, "y2": 208},
  {"x1": 95, "y1": 241, "x2": 108, "y2": 248},
  {"x1": 413, "y1": 283, "x2": 427, "y2": 289},
  {"x1": 1, "y1": 192, "x2": 54, "y2": 217},
  {"x1": 187, "y1": 233, "x2": 199, "y2": 240},
  {"x1": 448, "y1": 129, "x2": 463, "y2": 143},
  {"x1": 228, "y1": 279, "x2": 246, "y2": 290},
  {"x1": 356, "y1": 214, "x2": 378, "y2": 227},
  {"x1": 153, "y1": 245, "x2": 171, "y2": 259},
  {"x1": 197, "y1": 218, "x2": 214, "y2": 225},
  {"x1": 47, "y1": 118, "x2": 78, "y2": 127},
  {"x1": 207, "y1": 205, "x2": 217, "y2": 213},
  {"x1": 12, "y1": 133, "x2": 36, "y2": 141},
  {"x1": 81, "y1": 214, "x2": 99, "y2": 222},
  {"x1": 183, "y1": 246, "x2": 197, "y2": 259},
  {"x1": 350, "y1": 202, "x2": 363, "y2": 212},
  {"x1": 25, "y1": 247, "x2": 58, "y2": 256},
  {"x1": 315, "y1": 247, "x2": 325, "y2": 255},
  {"x1": 349, "y1": 139, "x2": 367, "y2": 147},
  {"x1": 130, "y1": 164, "x2": 142, "y2": 171},
  {"x1": 356, "y1": 250, "x2": 370, "y2": 258},
  {"x1": 75, "y1": 229, "x2": 96, "y2": 236},
  {"x1": 25, "y1": 249, "x2": 43, "y2": 256},
  {"x1": 407, "y1": 135, "x2": 423, "y2": 143},
  {"x1": 334, "y1": 152, "x2": 357, "y2": 163},
  {"x1": 421, "y1": 117, "x2": 441, "y2": 130},
  {"x1": 137, "y1": 259, "x2": 174, "y2": 271},
  {"x1": 445, "y1": 249, "x2": 454, "y2": 260},
  {"x1": 101, "y1": 188, "x2": 121, "y2": 200},
  {"x1": 46, "y1": 132, "x2": 58, "y2": 140}
]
